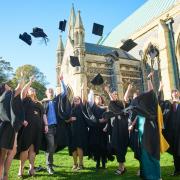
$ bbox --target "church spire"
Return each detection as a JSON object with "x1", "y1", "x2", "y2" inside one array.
[
  {"x1": 68, "y1": 4, "x2": 76, "y2": 41},
  {"x1": 56, "y1": 35, "x2": 64, "y2": 87},
  {"x1": 75, "y1": 10, "x2": 84, "y2": 30},
  {"x1": 74, "y1": 10, "x2": 85, "y2": 48},
  {"x1": 57, "y1": 34, "x2": 64, "y2": 51}
]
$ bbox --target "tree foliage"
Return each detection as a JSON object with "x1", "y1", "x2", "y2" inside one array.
[
  {"x1": 0, "y1": 57, "x2": 13, "y2": 83},
  {"x1": 12, "y1": 64, "x2": 48, "y2": 100}
]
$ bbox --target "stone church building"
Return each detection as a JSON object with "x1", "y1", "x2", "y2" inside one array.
[
  {"x1": 102, "y1": 0, "x2": 180, "y2": 99},
  {"x1": 56, "y1": 0, "x2": 180, "y2": 100},
  {"x1": 56, "y1": 6, "x2": 142, "y2": 100}
]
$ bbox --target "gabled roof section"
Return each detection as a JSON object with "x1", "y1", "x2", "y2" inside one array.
[
  {"x1": 85, "y1": 42, "x2": 137, "y2": 60},
  {"x1": 102, "y1": 0, "x2": 177, "y2": 47}
]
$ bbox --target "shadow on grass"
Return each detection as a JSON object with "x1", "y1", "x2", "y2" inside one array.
[{"x1": 25, "y1": 165, "x2": 178, "y2": 180}]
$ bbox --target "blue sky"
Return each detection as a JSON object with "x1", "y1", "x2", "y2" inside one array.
[{"x1": 0, "y1": 0, "x2": 146, "y2": 88}]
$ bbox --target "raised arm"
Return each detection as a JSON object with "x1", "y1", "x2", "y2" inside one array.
[
  {"x1": 124, "y1": 84, "x2": 133, "y2": 103},
  {"x1": 158, "y1": 81, "x2": 164, "y2": 102},
  {"x1": 88, "y1": 89, "x2": 94, "y2": 107},
  {"x1": 59, "y1": 75, "x2": 67, "y2": 98},
  {"x1": 14, "y1": 72, "x2": 25, "y2": 97},
  {"x1": 104, "y1": 85, "x2": 113, "y2": 101},
  {"x1": 147, "y1": 72, "x2": 154, "y2": 92},
  {"x1": 21, "y1": 76, "x2": 35, "y2": 99},
  {"x1": 81, "y1": 83, "x2": 86, "y2": 103}
]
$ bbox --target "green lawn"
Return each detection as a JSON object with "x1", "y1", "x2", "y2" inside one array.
[{"x1": 9, "y1": 149, "x2": 178, "y2": 180}]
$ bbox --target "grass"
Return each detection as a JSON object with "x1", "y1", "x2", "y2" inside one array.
[{"x1": 9, "y1": 149, "x2": 179, "y2": 180}]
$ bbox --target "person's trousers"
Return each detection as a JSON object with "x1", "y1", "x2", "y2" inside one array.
[
  {"x1": 96, "y1": 155, "x2": 106, "y2": 167},
  {"x1": 45, "y1": 125, "x2": 56, "y2": 167},
  {"x1": 173, "y1": 155, "x2": 180, "y2": 172}
]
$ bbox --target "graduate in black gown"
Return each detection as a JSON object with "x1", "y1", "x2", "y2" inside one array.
[
  {"x1": 87, "y1": 89, "x2": 109, "y2": 169},
  {"x1": 67, "y1": 96, "x2": 88, "y2": 171},
  {"x1": 41, "y1": 74, "x2": 71, "y2": 174},
  {"x1": 126, "y1": 72, "x2": 169, "y2": 180},
  {"x1": 104, "y1": 86, "x2": 129, "y2": 175},
  {"x1": 160, "y1": 88, "x2": 180, "y2": 176},
  {"x1": 17, "y1": 76, "x2": 48, "y2": 177},
  {"x1": 0, "y1": 78, "x2": 25, "y2": 180},
  {"x1": 124, "y1": 83, "x2": 141, "y2": 176}
]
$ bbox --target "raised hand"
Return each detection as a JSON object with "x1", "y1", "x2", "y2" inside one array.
[
  {"x1": 81, "y1": 83, "x2": 84, "y2": 90},
  {"x1": 127, "y1": 84, "x2": 133, "y2": 90},
  {"x1": 147, "y1": 71, "x2": 154, "y2": 79},
  {"x1": 104, "y1": 85, "x2": 110, "y2": 93},
  {"x1": 20, "y1": 71, "x2": 24, "y2": 78},
  {"x1": 30, "y1": 75, "x2": 35, "y2": 83},
  {"x1": 23, "y1": 120, "x2": 28, "y2": 127},
  {"x1": 59, "y1": 73, "x2": 63, "y2": 81},
  {"x1": 159, "y1": 81, "x2": 164, "y2": 91}
]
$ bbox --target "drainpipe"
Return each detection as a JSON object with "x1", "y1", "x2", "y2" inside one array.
[{"x1": 166, "y1": 18, "x2": 180, "y2": 89}]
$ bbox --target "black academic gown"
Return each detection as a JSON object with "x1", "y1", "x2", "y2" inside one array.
[
  {"x1": 68, "y1": 104, "x2": 88, "y2": 155},
  {"x1": 17, "y1": 97, "x2": 44, "y2": 155},
  {"x1": 108, "y1": 100, "x2": 129, "y2": 162},
  {"x1": 164, "y1": 102, "x2": 180, "y2": 156},
  {"x1": 88, "y1": 104, "x2": 109, "y2": 161},
  {"x1": 0, "y1": 91, "x2": 24, "y2": 149},
  {"x1": 129, "y1": 90, "x2": 160, "y2": 160}
]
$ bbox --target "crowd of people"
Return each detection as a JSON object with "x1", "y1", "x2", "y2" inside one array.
[{"x1": 0, "y1": 72, "x2": 179, "y2": 180}]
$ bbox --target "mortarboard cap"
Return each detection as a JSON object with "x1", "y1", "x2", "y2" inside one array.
[
  {"x1": 19, "y1": 32, "x2": 32, "y2": 45},
  {"x1": 59, "y1": 20, "x2": 67, "y2": 32},
  {"x1": 91, "y1": 73, "x2": 104, "y2": 85},
  {"x1": 120, "y1": 39, "x2": 137, "y2": 52},
  {"x1": 147, "y1": 45, "x2": 159, "y2": 59},
  {"x1": 92, "y1": 23, "x2": 104, "y2": 36},
  {"x1": 70, "y1": 56, "x2": 80, "y2": 67},
  {"x1": 30, "y1": 27, "x2": 47, "y2": 38}
]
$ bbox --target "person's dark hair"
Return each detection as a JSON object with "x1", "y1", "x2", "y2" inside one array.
[
  {"x1": 72, "y1": 96, "x2": 83, "y2": 109},
  {"x1": 96, "y1": 95, "x2": 105, "y2": 105},
  {"x1": 0, "y1": 83, "x2": 5, "y2": 96},
  {"x1": 133, "y1": 89, "x2": 140, "y2": 96}
]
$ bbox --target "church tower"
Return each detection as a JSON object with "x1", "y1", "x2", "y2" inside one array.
[
  {"x1": 74, "y1": 10, "x2": 85, "y2": 53},
  {"x1": 68, "y1": 4, "x2": 76, "y2": 43},
  {"x1": 56, "y1": 35, "x2": 64, "y2": 86},
  {"x1": 73, "y1": 10, "x2": 87, "y2": 97}
]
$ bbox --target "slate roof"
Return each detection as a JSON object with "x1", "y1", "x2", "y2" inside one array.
[
  {"x1": 85, "y1": 42, "x2": 137, "y2": 60},
  {"x1": 102, "y1": 0, "x2": 177, "y2": 47}
]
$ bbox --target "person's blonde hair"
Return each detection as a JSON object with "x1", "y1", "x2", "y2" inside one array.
[{"x1": 27, "y1": 87, "x2": 39, "y2": 102}]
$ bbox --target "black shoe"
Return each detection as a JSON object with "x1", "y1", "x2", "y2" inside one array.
[
  {"x1": 172, "y1": 171, "x2": 180, "y2": 176},
  {"x1": 35, "y1": 165, "x2": 46, "y2": 172},
  {"x1": 102, "y1": 164, "x2": 106, "y2": 169},
  {"x1": 96, "y1": 163, "x2": 100, "y2": 170},
  {"x1": 47, "y1": 167, "x2": 54, "y2": 175}
]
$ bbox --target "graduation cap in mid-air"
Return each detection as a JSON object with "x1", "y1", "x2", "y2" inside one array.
[
  {"x1": 19, "y1": 32, "x2": 32, "y2": 45},
  {"x1": 70, "y1": 56, "x2": 80, "y2": 67},
  {"x1": 92, "y1": 23, "x2": 104, "y2": 36},
  {"x1": 59, "y1": 20, "x2": 67, "y2": 32},
  {"x1": 120, "y1": 39, "x2": 137, "y2": 52},
  {"x1": 30, "y1": 27, "x2": 47, "y2": 38},
  {"x1": 91, "y1": 73, "x2": 104, "y2": 85},
  {"x1": 147, "y1": 44, "x2": 159, "y2": 59},
  {"x1": 30, "y1": 27, "x2": 48, "y2": 44}
]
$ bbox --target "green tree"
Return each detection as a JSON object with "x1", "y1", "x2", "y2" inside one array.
[
  {"x1": 12, "y1": 64, "x2": 48, "y2": 100},
  {"x1": 0, "y1": 57, "x2": 13, "y2": 83}
]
